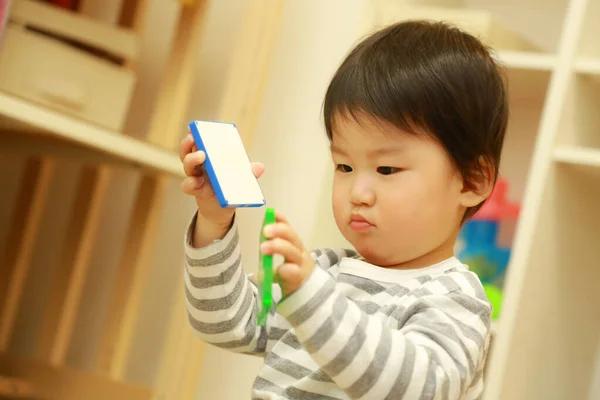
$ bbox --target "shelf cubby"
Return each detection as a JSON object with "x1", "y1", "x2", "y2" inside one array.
[
  {"x1": 364, "y1": 0, "x2": 569, "y2": 54},
  {"x1": 488, "y1": 163, "x2": 600, "y2": 399},
  {"x1": 554, "y1": 145, "x2": 600, "y2": 169},
  {"x1": 574, "y1": 0, "x2": 600, "y2": 75},
  {"x1": 499, "y1": 67, "x2": 550, "y2": 202},
  {"x1": 464, "y1": 0, "x2": 570, "y2": 53},
  {"x1": 556, "y1": 74, "x2": 600, "y2": 150},
  {"x1": 576, "y1": 0, "x2": 600, "y2": 60}
]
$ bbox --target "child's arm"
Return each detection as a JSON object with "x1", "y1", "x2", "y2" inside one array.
[
  {"x1": 262, "y1": 212, "x2": 490, "y2": 399},
  {"x1": 184, "y1": 212, "x2": 275, "y2": 354},
  {"x1": 276, "y1": 266, "x2": 491, "y2": 399},
  {"x1": 180, "y1": 130, "x2": 274, "y2": 353},
  {"x1": 184, "y1": 212, "x2": 355, "y2": 356}
]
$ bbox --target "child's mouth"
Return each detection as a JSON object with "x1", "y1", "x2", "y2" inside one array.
[{"x1": 350, "y1": 214, "x2": 374, "y2": 231}]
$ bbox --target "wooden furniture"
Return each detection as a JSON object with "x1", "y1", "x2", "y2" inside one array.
[
  {"x1": 0, "y1": 0, "x2": 283, "y2": 398},
  {"x1": 311, "y1": 0, "x2": 600, "y2": 398},
  {"x1": 484, "y1": 0, "x2": 600, "y2": 398},
  {"x1": 1, "y1": 0, "x2": 138, "y2": 131}
]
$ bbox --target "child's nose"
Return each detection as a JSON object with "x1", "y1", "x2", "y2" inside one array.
[{"x1": 350, "y1": 177, "x2": 375, "y2": 206}]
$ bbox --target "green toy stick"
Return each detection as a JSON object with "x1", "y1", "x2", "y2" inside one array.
[{"x1": 257, "y1": 207, "x2": 276, "y2": 326}]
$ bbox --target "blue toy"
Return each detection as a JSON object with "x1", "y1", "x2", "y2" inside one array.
[
  {"x1": 457, "y1": 178, "x2": 519, "y2": 319},
  {"x1": 188, "y1": 120, "x2": 266, "y2": 208}
]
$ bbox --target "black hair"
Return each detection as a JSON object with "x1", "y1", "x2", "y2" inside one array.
[{"x1": 323, "y1": 20, "x2": 509, "y2": 218}]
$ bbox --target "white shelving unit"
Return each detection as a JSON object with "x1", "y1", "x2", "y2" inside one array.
[
  {"x1": 486, "y1": 0, "x2": 600, "y2": 397},
  {"x1": 311, "y1": 0, "x2": 600, "y2": 398}
]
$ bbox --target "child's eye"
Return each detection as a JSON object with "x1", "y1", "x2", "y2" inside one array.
[
  {"x1": 377, "y1": 166, "x2": 400, "y2": 175},
  {"x1": 336, "y1": 164, "x2": 353, "y2": 173}
]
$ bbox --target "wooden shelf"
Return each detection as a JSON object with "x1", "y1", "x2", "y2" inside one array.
[
  {"x1": 0, "y1": 374, "x2": 34, "y2": 398},
  {"x1": 495, "y1": 51, "x2": 554, "y2": 104},
  {"x1": 575, "y1": 57, "x2": 600, "y2": 75},
  {"x1": 554, "y1": 146, "x2": 600, "y2": 168},
  {"x1": 0, "y1": 352, "x2": 151, "y2": 400},
  {"x1": 577, "y1": 0, "x2": 600, "y2": 61},
  {"x1": 496, "y1": 50, "x2": 556, "y2": 71},
  {"x1": 556, "y1": 73, "x2": 600, "y2": 149},
  {"x1": 0, "y1": 92, "x2": 183, "y2": 177}
]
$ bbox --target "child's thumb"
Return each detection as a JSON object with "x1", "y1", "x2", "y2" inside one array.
[{"x1": 251, "y1": 162, "x2": 265, "y2": 179}]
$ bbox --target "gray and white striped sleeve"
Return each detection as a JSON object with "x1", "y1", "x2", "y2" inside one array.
[
  {"x1": 277, "y1": 266, "x2": 492, "y2": 399},
  {"x1": 183, "y1": 214, "x2": 267, "y2": 354}
]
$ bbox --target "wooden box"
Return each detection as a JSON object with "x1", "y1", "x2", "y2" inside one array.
[{"x1": 0, "y1": 0, "x2": 139, "y2": 131}]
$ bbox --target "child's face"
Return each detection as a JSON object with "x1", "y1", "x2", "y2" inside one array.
[{"x1": 330, "y1": 114, "x2": 469, "y2": 269}]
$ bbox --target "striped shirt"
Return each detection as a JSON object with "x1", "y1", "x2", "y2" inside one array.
[{"x1": 184, "y1": 215, "x2": 492, "y2": 399}]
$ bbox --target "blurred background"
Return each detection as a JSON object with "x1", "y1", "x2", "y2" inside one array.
[{"x1": 0, "y1": 0, "x2": 599, "y2": 399}]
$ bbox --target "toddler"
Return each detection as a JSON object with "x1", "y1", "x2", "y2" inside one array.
[{"x1": 179, "y1": 19, "x2": 507, "y2": 400}]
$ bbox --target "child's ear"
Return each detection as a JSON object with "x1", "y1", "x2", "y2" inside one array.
[{"x1": 459, "y1": 157, "x2": 495, "y2": 208}]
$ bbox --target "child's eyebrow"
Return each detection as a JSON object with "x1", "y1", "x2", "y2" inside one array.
[
  {"x1": 369, "y1": 147, "x2": 404, "y2": 157},
  {"x1": 330, "y1": 144, "x2": 346, "y2": 154},
  {"x1": 330, "y1": 145, "x2": 404, "y2": 156}
]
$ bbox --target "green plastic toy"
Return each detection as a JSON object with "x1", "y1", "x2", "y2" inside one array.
[
  {"x1": 257, "y1": 208, "x2": 276, "y2": 326},
  {"x1": 483, "y1": 283, "x2": 503, "y2": 320}
]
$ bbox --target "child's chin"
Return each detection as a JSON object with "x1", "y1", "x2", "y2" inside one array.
[{"x1": 353, "y1": 242, "x2": 385, "y2": 264}]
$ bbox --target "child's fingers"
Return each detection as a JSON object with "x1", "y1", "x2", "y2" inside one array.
[
  {"x1": 274, "y1": 263, "x2": 303, "y2": 292},
  {"x1": 183, "y1": 151, "x2": 206, "y2": 177},
  {"x1": 251, "y1": 162, "x2": 265, "y2": 179},
  {"x1": 261, "y1": 238, "x2": 303, "y2": 266},
  {"x1": 263, "y1": 222, "x2": 304, "y2": 251},
  {"x1": 179, "y1": 133, "x2": 195, "y2": 162},
  {"x1": 276, "y1": 263, "x2": 303, "y2": 281},
  {"x1": 274, "y1": 210, "x2": 289, "y2": 224},
  {"x1": 180, "y1": 176, "x2": 206, "y2": 196}
]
